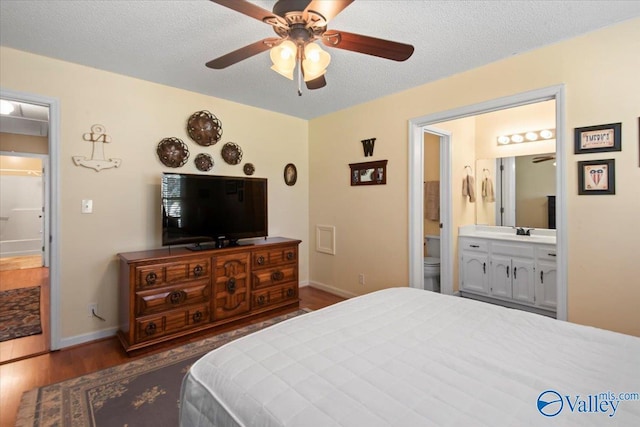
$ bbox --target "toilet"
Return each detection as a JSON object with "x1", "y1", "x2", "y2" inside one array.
[{"x1": 424, "y1": 235, "x2": 441, "y2": 292}]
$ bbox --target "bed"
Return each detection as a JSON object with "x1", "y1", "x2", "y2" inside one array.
[{"x1": 180, "y1": 287, "x2": 640, "y2": 426}]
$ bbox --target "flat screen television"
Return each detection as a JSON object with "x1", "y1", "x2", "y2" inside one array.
[{"x1": 161, "y1": 173, "x2": 268, "y2": 249}]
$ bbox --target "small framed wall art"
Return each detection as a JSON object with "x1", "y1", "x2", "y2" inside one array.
[
  {"x1": 574, "y1": 122, "x2": 621, "y2": 154},
  {"x1": 578, "y1": 159, "x2": 615, "y2": 195},
  {"x1": 349, "y1": 160, "x2": 387, "y2": 186}
]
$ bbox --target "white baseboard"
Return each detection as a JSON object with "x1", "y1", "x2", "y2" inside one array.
[
  {"x1": 59, "y1": 326, "x2": 118, "y2": 349},
  {"x1": 306, "y1": 280, "x2": 358, "y2": 299}
]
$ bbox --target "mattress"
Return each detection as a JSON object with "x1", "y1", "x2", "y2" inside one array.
[{"x1": 180, "y1": 287, "x2": 640, "y2": 426}]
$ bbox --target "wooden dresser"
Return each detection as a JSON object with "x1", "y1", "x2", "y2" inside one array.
[{"x1": 117, "y1": 237, "x2": 300, "y2": 353}]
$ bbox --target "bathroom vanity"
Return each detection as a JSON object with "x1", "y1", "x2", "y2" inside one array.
[{"x1": 458, "y1": 225, "x2": 556, "y2": 317}]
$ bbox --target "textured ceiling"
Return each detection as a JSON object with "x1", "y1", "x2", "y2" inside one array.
[{"x1": 1, "y1": 1, "x2": 639, "y2": 119}]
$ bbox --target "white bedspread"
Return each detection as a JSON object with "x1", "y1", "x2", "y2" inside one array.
[{"x1": 180, "y1": 287, "x2": 640, "y2": 426}]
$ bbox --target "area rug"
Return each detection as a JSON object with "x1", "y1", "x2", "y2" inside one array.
[
  {"x1": 16, "y1": 308, "x2": 310, "y2": 427},
  {"x1": 0, "y1": 286, "x2": 42, "y2": 342}
]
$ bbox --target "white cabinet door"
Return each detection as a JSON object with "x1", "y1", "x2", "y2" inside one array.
[
  {"x1": 460, "y1": 251, "x2": 489, "y2": 294},
  {"x1": 511, "y1": 258, "x2": 535, "y2": 304},
  {"x1": 490, "y1": 254, "x2": 512, "y2": 298},
  {"x1": 536, "y1": 259, "x2": 557, "y2": 309}
]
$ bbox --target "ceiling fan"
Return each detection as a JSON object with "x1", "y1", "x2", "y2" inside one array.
[{"x1": 206, "y1": 0, "x2": 415, "y2": 94}]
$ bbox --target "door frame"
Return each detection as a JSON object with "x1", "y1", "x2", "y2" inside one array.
[
  {"x1": 1, "y1": 88, "x2": 61, "y2": 349},
  {"x1": 408, "y1": 84, "x2": 567, "y2": 321}
]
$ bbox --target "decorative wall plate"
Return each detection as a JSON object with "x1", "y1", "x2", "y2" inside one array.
[
  {"x1": 187, "y1": 110, "x2": 223, "y2": 146},
  {"x1": 243, "y1": 163, "x2": 255, "y2": 175},
  {"x1": 194, "y1": 153, "x2": 214, "y2": 172},
  {"x1": 157, "y1": 137, "x2": 189, "y2": 168},
  {"x1": 284, "y1": 163, "x2": 297, "y2": 186},
  {"x1": 221, "y1": 142, "x2": 243, "y2": 165}
]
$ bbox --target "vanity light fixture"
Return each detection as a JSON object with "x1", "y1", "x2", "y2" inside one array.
[{"x1": 497, "y1": 128, "x2": 555, "y2": 145}]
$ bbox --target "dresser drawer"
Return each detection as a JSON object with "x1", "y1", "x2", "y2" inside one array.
[
  {"x1": 459, "y1": 238, "x2": 489, "y2": 252},
  {"x1": 492, "y1": 242, "x2": 534, "y2": 258},
  {"x1": 135, "y1": 279, "x2": 210, "y2": 316},
  {"x1": 536, "y1": 246, "x2": 557, "y2": 261},
  {"x1": 135, "y1": 257, "x2": 210, "y2": 290},
  {"x1": 252, "y1": 265, "x2": 297, "y2": 290},
  {"x1": 252, "y1": 284, "x2": 298, "y2": 310},
  {"x1": 252, "y1": 245, "x2": 298, "y2": 269},
  {"x1": 135, "y1": 304, "x2": 209, "y2": 342}
]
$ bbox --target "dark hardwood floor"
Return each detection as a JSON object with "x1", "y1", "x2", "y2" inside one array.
[{"x1": 0, "y1": 286, "x2": 345, "y2": 427}]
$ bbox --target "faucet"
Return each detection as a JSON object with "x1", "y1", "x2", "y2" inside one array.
[{"x1": 516, "y1": 227, "x2": 534, "y2": 236}]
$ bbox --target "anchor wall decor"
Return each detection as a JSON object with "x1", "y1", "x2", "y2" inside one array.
[{"x1": 73, "y1": 124, "x2": 121, "y2": 171}]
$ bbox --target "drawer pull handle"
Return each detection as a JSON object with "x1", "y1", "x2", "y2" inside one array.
[
  {"x1": 271, "y1": 271, "x2": 284, "y2": 282},
  {"x1": 144, "y1": 322, "x2": 157, "y2": 336},
  {"x1": 507, "y1": 266, "x2": 510, "y2": 278},
  {"x1": 540, "y1": 271, "x2": 544, "y2": 284},
  {"x1": 256, "y1": 256, "x2": 265, "y2": 265},
  {"x1": 548, "y1": 253, "x2": 556, "y2": 257},
  {"x1": 514, "y1": 267, "x2": 517, "y2": 279},
  {"x1": 483, "y1": 262, "x2": 486, "y2": 274},
  {"x1": 226, "y1": 277, "x2": 236, "y2": 294},
  {"x1": 192, "y1": 310, "x2": 203, "y2": 323},
  {"x1": 168, "y1": 290, "x2": 187, "y2": 305},
  {"x1": 193, "y1": 265, "x2": 204, "y2": 277},
  {"x1": 286, "y1": 288, "x2": 295, "y2": 298},
  {"x1": 470, "y1": 244, "x2": 480, "y2": 248},
  {"x1": 286, "y1": 252, "x2": 294, "y2": 261},
  {"x1": 145, "y1": 272, "x2": 157, "y2": 285},
  {"x1": 257, "y1": 295, "x2": 266, "y2": 305}
]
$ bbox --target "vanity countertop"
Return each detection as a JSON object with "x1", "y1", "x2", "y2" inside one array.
[{"x1": 459, "y1": 225, "x2": 556, "y2": 245}]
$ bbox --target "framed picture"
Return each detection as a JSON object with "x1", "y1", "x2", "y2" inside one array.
[
  {"x1": 574, "y1": 122, "x2": 621, "y2": 154},
  {"x1": 283, "y1": 163, "x2": 297, "y2": 186},
  {"x1": 578, "y1": 159, "x2": 615, "y2": 195},
  {"x1": 348, "y1": 160, "x2": 387, "y2": 186}
]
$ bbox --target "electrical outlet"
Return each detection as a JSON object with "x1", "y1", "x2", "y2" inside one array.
[
  {"x1": 358, "y1": 274, "x2": 365, "y2": 285},
  {"x1": 88, "y1": 303, "x2": 98, "y2": 318}
]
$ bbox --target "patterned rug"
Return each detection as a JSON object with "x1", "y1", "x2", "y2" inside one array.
[
  {"x1": 16, "y1": 308, "x2": 310, "y2": 427},
  {"x1": 0, "y1": 286, "x2": 42, "y2": 342}
]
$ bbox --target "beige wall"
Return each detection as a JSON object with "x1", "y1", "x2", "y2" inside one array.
[
  {"x1": 0, "y1": 132, "x2": 48, "y2": 154},
  {"x1": 0, "y1": 47, "x2": 309, "y2": 341},
  {"x1": 309, "y1": 18, "x2": 640, "y2": 336}
]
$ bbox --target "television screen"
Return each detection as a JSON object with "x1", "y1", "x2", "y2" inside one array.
[{"x1": 161, "y1": 173, "x2": 268, "y2": 248}]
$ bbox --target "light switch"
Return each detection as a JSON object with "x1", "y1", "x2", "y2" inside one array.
[{"x1": 82, "y1": 199, "x2": 93, "y2": 214}]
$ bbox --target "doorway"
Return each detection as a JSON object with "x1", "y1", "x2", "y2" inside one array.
[
  {"x1": 0, "y1": 93, "x2": 57, "y2": 363},
  {"x1": 408, "y1": 85, "x2": 567, "y2": 321}
]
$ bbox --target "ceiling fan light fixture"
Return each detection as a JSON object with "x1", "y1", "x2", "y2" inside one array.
[
  {"x1": 270, "y1": 40, "x2": 297, "y2": 80},
  {"x1": 302, "y1": 43, "x2": 331, "y2": 82}
]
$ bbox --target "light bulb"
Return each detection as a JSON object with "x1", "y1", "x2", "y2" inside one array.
[
  {"x1": 511, "y1": 134, "x2": 524, "y2": 143},
  {"x1": 497, "y1": 136, "x2": 510, "y2": 145},
  {"x1": 540, "y1": 129, "x2": 553, "y2": 139},
  {"x1": 302, "y1": 43, "x2": 330, "y2": 82},
  {"x1": 525, "y1": 132, "x2": 538, "y2": 141},
  {"x1": 0, "y1": 99, "x2": 15, "y2": 115}
]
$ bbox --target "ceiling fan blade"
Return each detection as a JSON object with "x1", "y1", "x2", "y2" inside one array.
[
  {"x1": 322, "y1": 30, "x2": 414, "y2": 61},
  {"x1": 304, "y1": 0, "x2": 355, "y2": 22},
  {"x1": 209, "y1": 0, "x2": 282, "y2": 23},
  {"x1": 305, "y1": 74, "x2": 327, "y2": 90},
  {"x1": 206, "y1": 38, "x2": 281, "y2": 69}
]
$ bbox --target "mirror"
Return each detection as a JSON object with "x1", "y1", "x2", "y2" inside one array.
[
  {"x1": 349, "y1": 160, "x2": 387, "y2": 186},
  {"x1": 476, "y1": 153, "x2": 556, "y2": 228}
]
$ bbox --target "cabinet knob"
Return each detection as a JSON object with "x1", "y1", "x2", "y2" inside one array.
[
  {"x1": 286, "y1": 252, "x2": 294, "y2": 261},
  {"x1": 257, "y1": 295, "x2": 266, "y2": 305},
  {"x1": 192, "y1": 310, "x2": 203, "y2": 323},
  {"x1": 286, "y1": 288, "x2": 295, "y2": 298},
  {"x1": 145, "y1": 272, "x2": 157, "y2": 285},
  {"x1": 193, "y1": 265, "x2": 204, "y2": 277},
  {"x1": 271, "y1": 270, "x2": 284, "y2": 282},
  {"x1": 144, "y1": 322, "x2": 157, "y2": 336},
  {"x1": 256, "y1": 256, "x2": 265, "y2": 265},
  {"x1": 226, "y1": 277, "x2": 237, "y2": 294}
]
